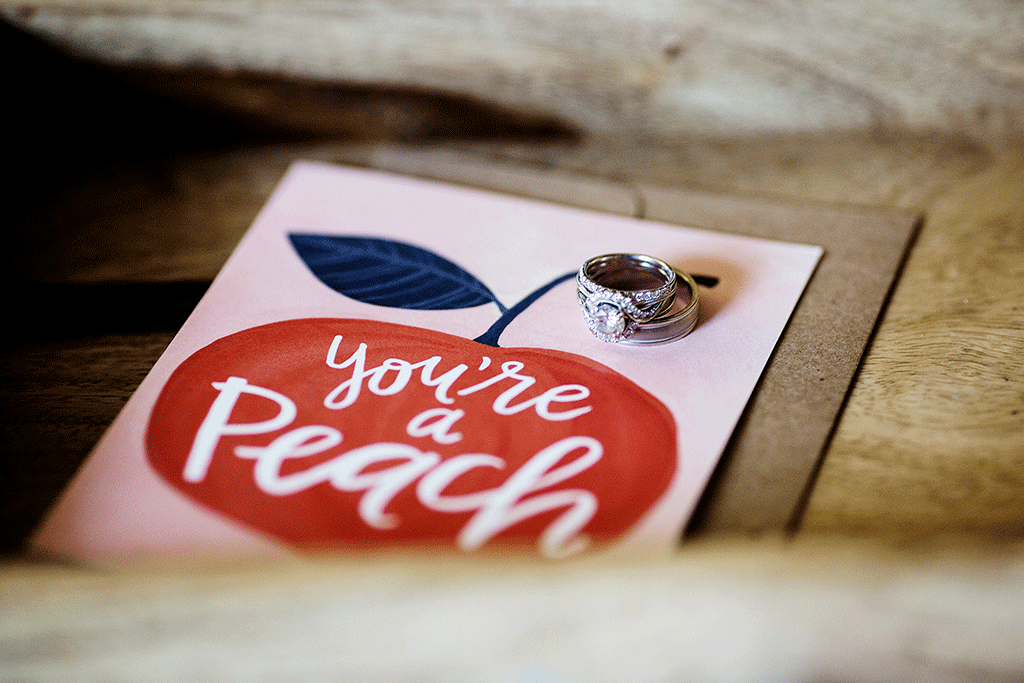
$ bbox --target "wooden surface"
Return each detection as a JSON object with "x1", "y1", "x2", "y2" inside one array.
[
  {"x1": 805, "y1": 143, "x2": 1024, "y2": 537},
  {"x1": 3, "y1": 542, "x2": 1024, "y2": 683},
  {"x1": 4, "y1": 0, "x2": 1024, "y2": 142},
  {"x1": 2, "y1": 2, "x2": 1024, "y2": 680}
]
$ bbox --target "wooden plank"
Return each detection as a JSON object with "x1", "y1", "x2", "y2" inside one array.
[
  {"x1": 2, "y1": 543, "x2": 1023, "y2": 682},
  {"x1": 3, "y1": 1, "x2": 1024, "y2": 142}
]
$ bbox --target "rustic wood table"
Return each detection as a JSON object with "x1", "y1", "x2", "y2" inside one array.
[{"x1": 2, "y1": 4, "x2": 1023, "y2": 681}]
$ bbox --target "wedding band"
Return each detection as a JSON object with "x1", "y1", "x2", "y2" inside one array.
[
  {"x1": 578, "y1": 253, "x2": 677, "y2": 311},
  {"x1": 577, "y1": 253, "x2": 678, "y2": 342},
  {"x1": 617, "y1": 270, "x2": 700, "y2": 346}
]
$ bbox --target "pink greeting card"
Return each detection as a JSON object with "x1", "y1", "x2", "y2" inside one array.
[{"x1": 32, "y1": 162, "x2": 822, "y2": 560}]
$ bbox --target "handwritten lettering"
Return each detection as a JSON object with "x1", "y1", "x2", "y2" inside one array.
[
  {"x1": 324, "y1": 335, "x2": 592, "y2": 422},
  {"x1": 406, "y1": 407, "x2": 465, "y2": 444},
  {"x1": 184, "y1": 376, "x2": 602, "y2": 556},
  {"x1": 183, "y1": 377, "x2": 297, "y2": 483}
]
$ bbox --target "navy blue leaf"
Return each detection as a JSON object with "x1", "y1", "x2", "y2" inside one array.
[{"x1": 289, "y1": 234, "x2": 505, "y2": 312}]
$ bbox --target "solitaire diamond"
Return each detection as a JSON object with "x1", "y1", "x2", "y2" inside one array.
[
  {"x1": 592, "y1": 301, "x2": 625, "y2": 336},
  {"x1": 582, "y1": 292, "x2": 640, "y2": 342}
]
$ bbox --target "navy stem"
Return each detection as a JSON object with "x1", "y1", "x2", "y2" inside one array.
[{"x1": 473, "y1": 271, "x2": 576, "y2": 347}]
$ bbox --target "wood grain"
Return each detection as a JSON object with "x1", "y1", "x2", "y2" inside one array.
[
  {"x1": 3, "y1": 542, "x2": 1023, "y2": 683},
  {"x1": 802, "y1": 145, "x2": 1024, "y2": 536},
  {"x1": 1, "y1": 333, "x2": 176, "y2": 551},
  {"x1": 3, "y1": 0, "x2": 1024, "y2": 142}
]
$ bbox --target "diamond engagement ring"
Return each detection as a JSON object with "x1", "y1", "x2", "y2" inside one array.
[{"x1": 577, "y1": 253, "x2": 682, "y2": 343}]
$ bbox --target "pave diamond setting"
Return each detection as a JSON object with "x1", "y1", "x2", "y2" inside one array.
[{"x1": 576, "y1": 269, "x2": 674, "y2": 322}]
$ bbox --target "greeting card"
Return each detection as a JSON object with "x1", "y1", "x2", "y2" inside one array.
[{"x1": 32, "y1": 161, "x2": 822, "y2": 560}]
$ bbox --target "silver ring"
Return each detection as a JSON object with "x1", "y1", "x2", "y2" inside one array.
[
  {"x1": 577, "y1": 253, "x2": 678, "y2": 342},
  {"x1": 617, "y1": 270, "x2": 700, "y2": 345}
]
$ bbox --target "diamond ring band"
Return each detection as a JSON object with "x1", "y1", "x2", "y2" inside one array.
[{"x1": 577, "y1": 253, "x2": 700, "y2": 345}]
